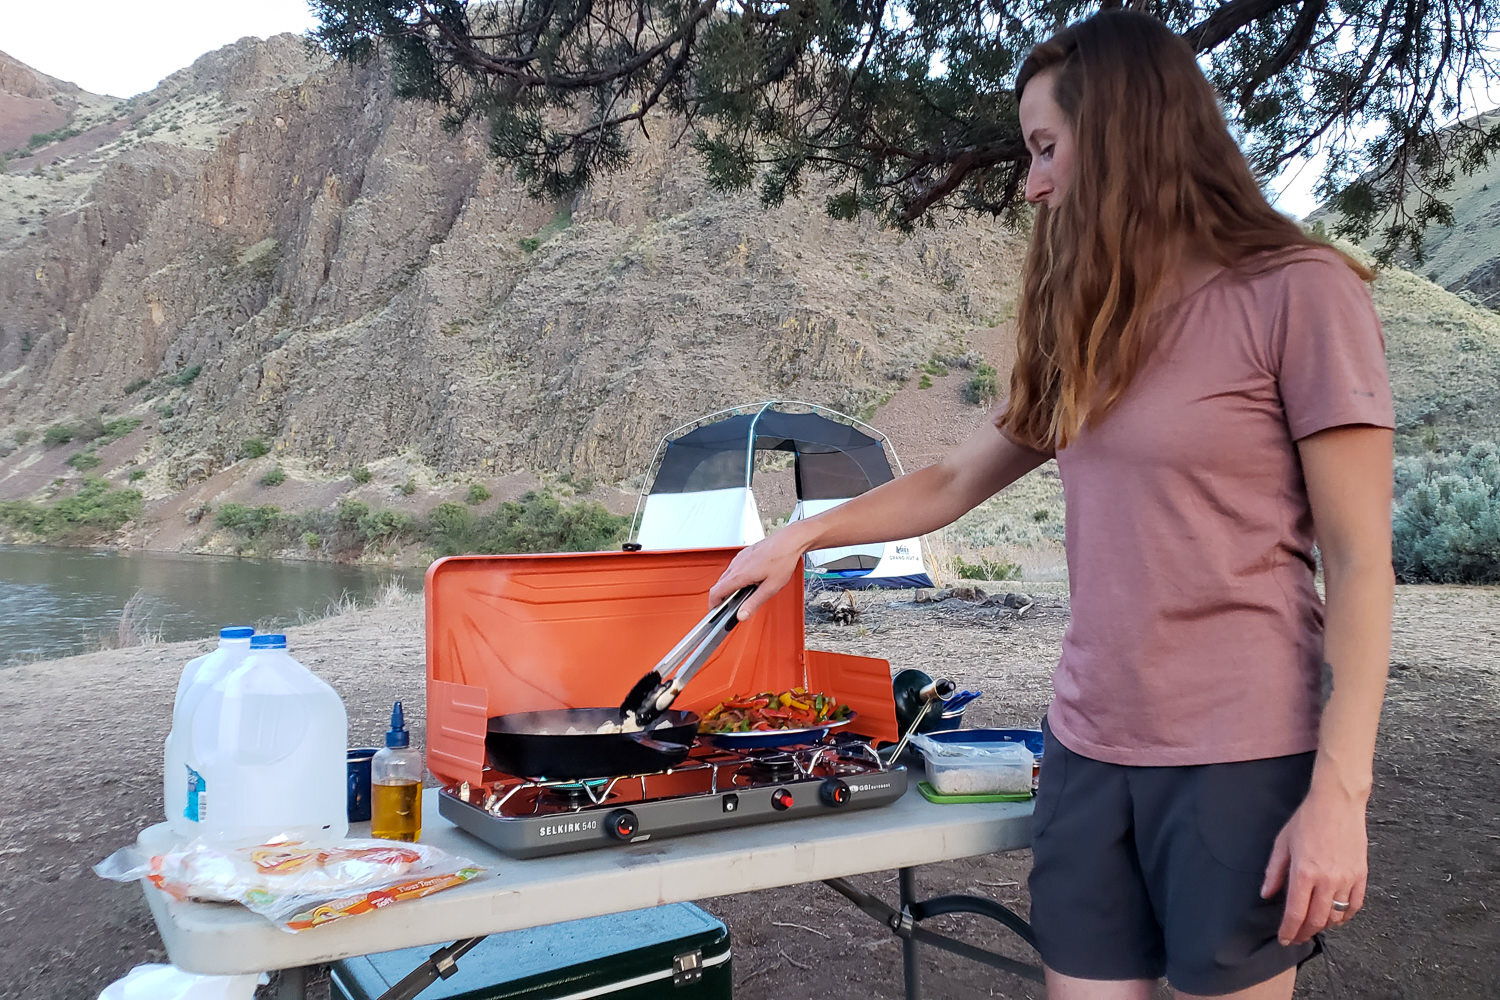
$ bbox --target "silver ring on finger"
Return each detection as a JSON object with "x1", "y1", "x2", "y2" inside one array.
[{"x1": 1331, "y1": 899, "x2": 1351, "y2": 913}]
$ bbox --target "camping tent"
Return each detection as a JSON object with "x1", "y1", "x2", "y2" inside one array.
[{"x1": 632, "y1": 402, "x2": 934, "y2": 589}]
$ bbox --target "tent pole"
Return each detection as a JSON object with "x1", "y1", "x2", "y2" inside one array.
[
  {"x1": 627, "y1": 435, "x2": 671, "y2": 544},
  {"x1": 744, "y1": 401, "x2": 776, "y2": 491}
]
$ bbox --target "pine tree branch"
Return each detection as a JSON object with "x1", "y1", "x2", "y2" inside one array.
[
  {"x1": 1239, "y1": 0, "x2": 1328, "y2": 102},
  {"x1": 1183, "y1": 0, "x2": 1305, "y2": 52},
  {"x1": 417, "y1": 0, "x2": 720, "y2": 89}
]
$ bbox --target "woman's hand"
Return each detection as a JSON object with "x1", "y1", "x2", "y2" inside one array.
[
  {"x1": 707, "y1": 523, "x2": 812, "y2": 621},
  {"x1": 1261, "y1": 783, "x2": 1370, "y2": 945}
]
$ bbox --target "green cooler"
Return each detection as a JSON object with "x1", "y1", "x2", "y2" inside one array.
[{"x1": 330, "y1": 903, "x2": 732, "y2": 1000}]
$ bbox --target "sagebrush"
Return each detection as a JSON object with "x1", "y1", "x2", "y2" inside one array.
[
  {"x1": 1392, "y1": 442, "x2": 1500, "y2": 584},
  {"x1": 0, "y1": 478, "x2": 143, "y2": 542},
  {"x1": 213, "y1": 489, "x2": 628, "y2": 558}
]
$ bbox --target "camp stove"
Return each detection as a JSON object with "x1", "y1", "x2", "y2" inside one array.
[
  {"x1": 439, "y1": 738, "x2": 908, "y2": 858},
  {"x1": 425, "y1": 547, "x2": 905, "y2": 858}
]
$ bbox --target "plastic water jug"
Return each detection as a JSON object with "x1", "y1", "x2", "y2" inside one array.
[
  {"x1": 164, "y1": 626, "x2": 255, "y2": 838},
  {"x1": 186, "y1": 634, "x2": 349, "y2": 844}
]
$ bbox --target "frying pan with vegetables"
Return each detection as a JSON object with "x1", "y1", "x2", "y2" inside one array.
[{"x1": 699, "y1": 690, "x2": 859, "y2": 749}]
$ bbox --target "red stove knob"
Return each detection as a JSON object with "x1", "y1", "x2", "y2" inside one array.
[
  {"x1": 605, "y1": 808, "x2": 638, "y2": 840},
  {"x1": 770, "y1": 788, "x2": 795, "y2": 811},
  {"x1": 820, "y1": 778, "x2": 852, "y2": 807}
]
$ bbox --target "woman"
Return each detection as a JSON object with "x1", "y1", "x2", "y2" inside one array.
[{"x1": 709, "y1": 10, "x2": 1394, "y2": 999}]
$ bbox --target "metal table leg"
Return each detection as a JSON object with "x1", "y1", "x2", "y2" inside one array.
[
  {"x1": 823, "y1": 867, "x2": 1043, "y2": 998},
  {"x1": 899, "y1": 868, "x2": 922, "y2": 1000},
  {"x1": 372, "y1": 938, "x2": 490, "y2": 1000},
  {"x1": 274, "y1": 965, "x2": 308, "y2": 1000}
]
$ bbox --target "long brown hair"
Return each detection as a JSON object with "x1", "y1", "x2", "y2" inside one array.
[{"x1": 1001, "y1": 10, "x2": 1370, "y2": 450}]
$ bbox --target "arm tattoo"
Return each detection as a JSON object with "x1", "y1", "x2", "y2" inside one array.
[{"x1": 1320, "y1": 660, "x2": 1335, "y2": 709}]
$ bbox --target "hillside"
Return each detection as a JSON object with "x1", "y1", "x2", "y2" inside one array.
[
  {"x1": 1, "y1": 37, "x2": 1497, "y2": 576},
  {"x1": 1368, "y1": 259, "x2": 1500, "y2": 452},
  {"x1": 0, "y1": 38, "x2": 1024, "y2": 558},
  {"x1": 1307, "y1": 110, "x2": 1500, "y2": 308},
  {"x1": 1402, "y1": 116, "x2": 1500, "y2": 306},
  {"x1": 0, "y1": 50, "x2": 118, "y2": 166}
]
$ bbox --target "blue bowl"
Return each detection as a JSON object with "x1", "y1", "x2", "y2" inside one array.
[{"x1": 919, "y1": 727, "x2": 1045, "y2": 758}]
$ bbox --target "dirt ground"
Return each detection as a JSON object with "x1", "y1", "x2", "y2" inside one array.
[{"x1": 0, "y1": 584, "x2": 1494, "y2": 1000}]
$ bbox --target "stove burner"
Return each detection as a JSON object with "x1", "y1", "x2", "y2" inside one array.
[
  {"x1": 539, "y1": 777, "x2": 610, "y2": 807},
  {"x1": 797, "y1": 740, "x2": 885, "y2": 777},
  {"x1": 829, "y1": 759, "x2": 871, "y2": 776},
  {"x1": 742, "y1": 750, "x2": 798, "y2": 782}
]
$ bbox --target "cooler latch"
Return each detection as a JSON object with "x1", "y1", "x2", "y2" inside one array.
[{"x1": 672, "y1": 949, "x2": 704, "y2": 986}]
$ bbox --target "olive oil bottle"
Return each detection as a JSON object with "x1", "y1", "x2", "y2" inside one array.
[{"x1": 371, "y1": 701, "x2": 422, "y2": 841}]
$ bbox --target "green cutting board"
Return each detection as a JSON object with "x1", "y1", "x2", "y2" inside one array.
[{"x1": 918, "y1": 780, "x2": 1033, "y2": 804}]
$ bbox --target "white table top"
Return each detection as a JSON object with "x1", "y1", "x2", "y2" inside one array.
[{"x1": 139, "y1": 784, "x2": 1034, "y2": 975}]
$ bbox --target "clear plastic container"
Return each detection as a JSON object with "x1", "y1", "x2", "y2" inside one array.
[
  {"x1": 186, "y1": 634, "x2": 349, "y2": 845},
  {"x1": 913, "y1": 735, "x2": 1034, "y2": 796},
  {"x1": 164, "y1": 626, "x2": 254, "y2": 838}
]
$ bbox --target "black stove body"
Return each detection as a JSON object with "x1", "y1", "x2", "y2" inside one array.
[{"x1": 440, "y1": 739, "x2": 908, "y2": 858}]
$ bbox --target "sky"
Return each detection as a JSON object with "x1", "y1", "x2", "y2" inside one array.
[
  {"x1": 2, "y1": 0, "x2": 319, "y2": 99},
  {"x1": 0, "y1": 1, "x2": 1330, "y2": 216}
]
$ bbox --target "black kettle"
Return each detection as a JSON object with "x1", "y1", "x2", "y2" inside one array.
[{"x1": 891, "y1": 668, "x2": 956, "y2": 737}]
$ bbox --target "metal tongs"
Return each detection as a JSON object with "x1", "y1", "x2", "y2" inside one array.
[{"x1": 620, "y1": 585, "x2": 757, "y2": 728}]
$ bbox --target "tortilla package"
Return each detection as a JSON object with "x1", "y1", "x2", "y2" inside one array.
[{"x1": 95, "y1": 838, "x2": 484, "y2": 932}]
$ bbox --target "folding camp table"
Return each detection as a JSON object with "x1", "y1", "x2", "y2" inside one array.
[{"x1": 136, "y1": 784, "x2": 1039, "y2": 1000}]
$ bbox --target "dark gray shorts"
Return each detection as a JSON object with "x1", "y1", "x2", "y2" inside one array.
[{"x1": 1028, "y1": 720, "x2": 1318, "y2": 995}]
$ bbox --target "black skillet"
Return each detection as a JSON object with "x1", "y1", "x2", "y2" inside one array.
[{"x1": 484, "y1": 708, "x2": 701, "y2": 780}]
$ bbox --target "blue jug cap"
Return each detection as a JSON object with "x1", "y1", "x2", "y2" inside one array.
[
  {"x1": 219, "y1": 627, "x2": 255, "y2": 640},
  {"x1": 386, "y1": 701, "x2": 410, "y2": 748},
  {"x1": 250, "y1": 634, "x2": 287, "y2": 649}
]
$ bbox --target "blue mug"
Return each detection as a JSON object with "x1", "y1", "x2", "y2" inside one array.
[{"x1": 347, "y1": 747, "x2": 379, "y2": 823}]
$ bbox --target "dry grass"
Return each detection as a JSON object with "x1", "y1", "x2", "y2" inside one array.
[
  {"x1": 922, "y1": 530, "x2": 1067, "y2": 587},
  {"x1": 287, "y1": 590, "x2": 362, "y2": 627},
  {"x1": 916, "y1": 462, "x2": 1066, "y2": 585},
  {"x1": 374, "y1": 577, "x2": 419, "y2": 608},
  {"x1": 1366, "y1": 258, "x2": 1500, "y2": 452},
  {"x1": 95, "y1": 589, "x2": 162, "y2": 651},
  {"x1": 287, "y1": 579, "x2": 419, "y2": 627},
  {"x1": 919, "y1": 529, "x2": 963, "y2": 588}
]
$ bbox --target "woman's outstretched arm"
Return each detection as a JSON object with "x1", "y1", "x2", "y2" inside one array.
[{"x1": 708, "y1": 418, "x2": 1051, "y2": 619}]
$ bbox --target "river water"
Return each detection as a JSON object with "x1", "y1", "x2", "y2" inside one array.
[{"x1": 0, "y1": 545, "x2": 426, "y2": 665}]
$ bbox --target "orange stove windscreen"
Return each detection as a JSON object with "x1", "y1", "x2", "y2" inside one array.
[{"x1": 423, "y1": 547, "x2": 897, "y2": 785}]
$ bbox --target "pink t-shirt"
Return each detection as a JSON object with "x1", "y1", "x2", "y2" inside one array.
[{"x1": 1034, "y1": 247, "x2": 1394, "y2": 766}]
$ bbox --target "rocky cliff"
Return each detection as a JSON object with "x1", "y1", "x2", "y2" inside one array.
[{"x1": 0, "y1": 36, "x2": 1023, "y2": 540}]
